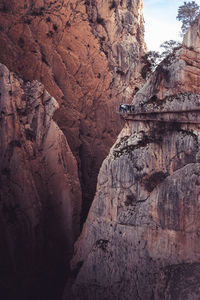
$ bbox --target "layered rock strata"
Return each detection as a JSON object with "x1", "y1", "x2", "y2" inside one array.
[
  {"x1": 0, "y1": 0, "x2": 145, "y2": 216},
  {"x1": 69, "y1": 17, "x2": 200, "y2": 299},
  {"x1": 0, "y1": 63, "x2": 81, "y2": 298}
]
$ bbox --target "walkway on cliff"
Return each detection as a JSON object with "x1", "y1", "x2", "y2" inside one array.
[{"x1": 117, "y1": 104, "x2": 200, "y2": 124}]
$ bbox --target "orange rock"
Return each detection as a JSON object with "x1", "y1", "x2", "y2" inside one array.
[{"x1": 0, "y1": 0, "x2": 145, "y2": 216}]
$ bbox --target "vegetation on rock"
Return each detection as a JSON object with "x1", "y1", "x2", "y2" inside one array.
[{"x1": 177, "y1": 1, "x2": 200, "y2": 34}]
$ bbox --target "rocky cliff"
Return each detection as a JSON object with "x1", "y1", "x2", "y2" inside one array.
[
  {"x1": 69, "y1": 16, "x2": 200, "y2": 299},
  {"x1": 0, "y1": 63, "x2": 81, "y2": 299},
  {"x1": 0, "y1": 0, "x2": 145, "y2": 217}
]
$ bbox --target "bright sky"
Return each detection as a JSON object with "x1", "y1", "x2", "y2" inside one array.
[{"x1": 143, "y1": 0, "x2": 199, "y2": 51}]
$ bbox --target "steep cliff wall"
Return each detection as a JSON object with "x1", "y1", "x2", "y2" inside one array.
[
  {"x1": 0, "y1": 0, "x2": 145, "y2": 216},
  {"x1": 69, "y1": 17, "x2": 200, "y2": 299},
  {"x1": 0, "y1": 63, "x2": 81, "y2": 299},
  {"x1": 134, "y1": 15, "x2": 200, "y2": 103}
]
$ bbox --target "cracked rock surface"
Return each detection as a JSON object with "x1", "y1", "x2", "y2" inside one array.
[
  {"x1": 0, "y1": 63, "x2": 81, "y2": 298},
  {"x1": 69, "y1": 16, "x2": 200, "y2": 300},
  {"x1": 70, "y1": 121, "x2": 200, "y2": 300},
  {"x1": 0, "y1": 0, "x2": 145, "y2": 215},
  {"x1": 134, "y1": 15, "x2": 200, "y2": 107}
]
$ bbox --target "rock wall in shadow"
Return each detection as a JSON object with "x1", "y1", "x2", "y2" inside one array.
[{"x1": 0, "y1": 63, "x2": 81, "y2": 299}]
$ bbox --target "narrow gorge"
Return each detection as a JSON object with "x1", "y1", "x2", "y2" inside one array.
[
  {"x1": 1, "y1": 0, "x2": 200, "y2": 299},
  {"x1": 0, "y1": 0, "x2": 145, "y2": 299},
  {"x1": 0, "y1": 0, "x2": 145, "y2": 219}
]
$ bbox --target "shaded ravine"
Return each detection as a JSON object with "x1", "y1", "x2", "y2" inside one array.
[
  {"x1": 0, "y1": 63, "x2": 81, "y2": 299},
  {"x1": 0, "y1": 0, "x2": 145, "y2": 222},
  {"x1": 0, "y1": 0, "x2": 145, "y2": 299}
]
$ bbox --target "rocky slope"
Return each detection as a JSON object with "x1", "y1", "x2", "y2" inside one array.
[
  {"x1": 0, "y1": 0, "x2": 145, "y2": 216},
  {"x1": 69, "y1": 16, "x2": 200, "y2": 299},
  {"x1": 0, "y1": 63, "x2": 81, "y2": 299}
]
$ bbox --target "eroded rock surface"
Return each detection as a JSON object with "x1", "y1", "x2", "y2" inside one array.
[
  {"x1": 134, "y1": 15, "x2": 200, "y2": 105},
  {"x1": 0, "y1": 0, "x2": 145, "y2": 216},
  {"x1": 0, "y1": 0, "x2": 145, "y2": 217},
  {"x1": 69, "y1": 16, "x2": 200, "y2": 300},
  {"x1": 0, "y1": 63, "x2": 81, "y2": 298}
]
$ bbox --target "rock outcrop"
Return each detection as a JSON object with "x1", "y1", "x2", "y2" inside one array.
[
  {"x1": 0, "y1": 63, "x2": 81, "y2": 299},
  {"x1": 134, "y1": 14, "x2": 200, "y2": 103},
  {"x1": 69, "y1": 16, "x2": 200, "y2": 299},
  {"x1": 0, "y1": 0, "x2": 145, "y2": 216}
]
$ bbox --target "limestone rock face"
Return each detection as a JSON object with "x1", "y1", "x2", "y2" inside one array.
[
  {"x1": 0, "y1": 63, "x2": 81, "y2": 297},
  {"x1": 133, "y1": 16, "x2": 200, "y2": 105},
  {"x1": 69, "y1": 17, "x2": 200, "y2": 300},
  {"x1": 0, "y1": 0, "x2": 145, "y2": 214}
]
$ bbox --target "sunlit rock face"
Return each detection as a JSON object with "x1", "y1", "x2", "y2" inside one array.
[
  {"x1": 133, "y1": 15, "x2": 200, "y2": 104},
  {"x1": 0, "y1": 63, "x2": 81, "y2": 297},
  {"x1": 69, "y1": 16, "x2": 200, "y2": 300},
  {"x1": 0, "y1": 0, "x2": 145, "y2": 215}
]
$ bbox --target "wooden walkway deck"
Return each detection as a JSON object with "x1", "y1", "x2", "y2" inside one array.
[{"x1": 116, "y1": 108, "x2": 200, "y2": 124}]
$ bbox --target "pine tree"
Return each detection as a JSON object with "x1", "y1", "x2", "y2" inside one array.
[
  {"x1": 176, "y1": 1, "x2": 200, "y2": 34},
  {"x1": 160, "y1": 40, "x2": 182, "y2": 58}
]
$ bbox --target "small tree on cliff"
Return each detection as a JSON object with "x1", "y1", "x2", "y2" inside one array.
[
  {"x1": 160, "y1": 40, "x2": 182, "y2": 58},
  {"x1": 177, "y1": 1, "x2": 200, "y2": 34},
  {"x1": 141, "y1": 51, "x2": 161, "y2": 78},
  {"x1": 141, "y1": 41, "x2": 181, "y2": 78}
]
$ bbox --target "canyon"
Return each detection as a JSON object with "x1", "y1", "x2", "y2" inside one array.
[
  {"x1": 0, "y1": 0, "x2": 145, "y2": 299},
  {"x1": 69, "y1": 14, "x2": 200, "y2": 300},
  {"x1": 0, "y1": 0, "x2": 145, "y2": 218},
  {"x1": 1, "y1": 0, "x2": 200, "y2": 299}
]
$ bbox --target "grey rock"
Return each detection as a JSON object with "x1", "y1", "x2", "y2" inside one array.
[{"x1": 68, "y1": 14, "x2": 200, "y2": 300}]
